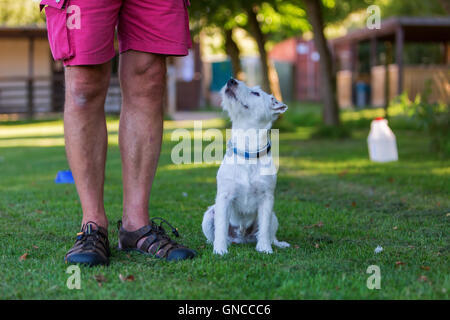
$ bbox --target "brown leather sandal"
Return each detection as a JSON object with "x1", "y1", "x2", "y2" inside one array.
[
  {"x1": 65, "y1": 221, "x2": 110, "y2": 266},
  {"x1": 117, "y1": 218, "x2": 196, "y2": 261}
]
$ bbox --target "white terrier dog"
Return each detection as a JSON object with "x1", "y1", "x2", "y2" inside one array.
[{"x1": 202, "y1": 78, "x2": 290, "y2": 255}]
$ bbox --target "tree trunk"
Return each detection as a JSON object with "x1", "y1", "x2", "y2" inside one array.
[
  {"x1": 245, "y1": 4, "x2": 282, "y2": 100},
  {"x1": 383, "y1": 41, "x2": 393, "y2": 120},
  {"x1": 304, "y1": 0, "x2": 340, "y2": 126},
  {"x1": 224, "y1": 28, "x2": 244, "y2": 80}
]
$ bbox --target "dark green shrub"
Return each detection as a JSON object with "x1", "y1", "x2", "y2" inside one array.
[
  {"x1": 407, "y1": 81, "x2": 449, "y2": 157},
  {"x1": 311, "y1": 124, "x2": 352, "y2": 139}
]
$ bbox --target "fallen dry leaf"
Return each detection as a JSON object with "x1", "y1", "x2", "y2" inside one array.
[
  {"x1": 420, "y1": 266, "x2": 430, "y2": 271},
  {"x1": 388, "y1": 177, "x2": 394, "y2": 183},
  {"x1": 94, "y1": 274, "x2": 107, "y2": 287},
  {"x1": 395, "y1": 261, "x2": 405, "y2": 266},
  {"x1": 94, "y1": 274, "x2": 107, "y2": 283},
  {"x1": 19, "y1": 252, "x2": 29, "y2": 261},
  {"x1": 351, "y1": 201, "x2": 357, "y2": 207},
  {"x1": 119, "y1": 274, "x2": 135, "y2": 282}
]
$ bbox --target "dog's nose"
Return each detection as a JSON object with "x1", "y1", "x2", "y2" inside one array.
[{"x1": 227, "y1": 78, "x2": 237, "y2": 87}]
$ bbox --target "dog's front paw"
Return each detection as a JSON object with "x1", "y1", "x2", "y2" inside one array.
[
  {"x1": 274, "y1": 240, "x2": 290, "y2": 248},
  {"x1": 213, "y1": 241, "x2": 228, "y2": 255},
  {"x1": 256, "y1": 243, "x2": 273, "y2": 254},
  {"x1": 213, "y1": 247, "x2": 228, "y2": 255}
]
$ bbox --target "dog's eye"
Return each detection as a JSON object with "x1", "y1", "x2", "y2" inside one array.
[{"x1": 251, "y1": 91, "x2": 260, "y2": 97}]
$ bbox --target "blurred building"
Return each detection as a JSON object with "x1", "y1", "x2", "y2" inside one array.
[
  {"x1": 205, "y1": 56, "x2": 264, "y2": 106},
  {"x1": 332, "y1": 16, "x2": 450, "y2": 108},
  {"x1": 269, "y1": 16, "x2": 450, "y2": 108},
  {"x1": 269, "y1": 37, "x2": 320, "y2": 102},
  {"x1": 0, "y1": 26, "x2": 203, "y2": 117}
]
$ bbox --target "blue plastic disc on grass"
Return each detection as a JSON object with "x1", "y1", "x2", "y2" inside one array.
[{"x1": 54, "y1": 170, "x2": 75, "y2": 184}]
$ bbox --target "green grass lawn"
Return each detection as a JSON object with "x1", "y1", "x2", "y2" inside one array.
[{"x1": 0, "y1": 110, "x2": 448, "y2": 299}]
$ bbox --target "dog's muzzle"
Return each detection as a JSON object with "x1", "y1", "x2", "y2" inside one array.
[
  {"x1": 225, "y1": 78, "x2": 238, "y2": 98},
  {"x1": 227, "y1": 78, "x2": 238, "y2": 88}
]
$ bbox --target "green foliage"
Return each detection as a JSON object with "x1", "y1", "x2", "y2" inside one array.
[
  {"x1": 403, "y1": 82, "x2": 450, "y2": 157},
  {"x1": 188, "y1": 0, "x2": 246, "y2": 35},
  {"x1": 311, "y1": 124, "x2": 352, "y2": 139},
  {"x1": 0, "y1": 0, "x2": 45, "y2": 26},
  {"x1": 251, "y1": 1, "x2": 311, "y2": 43},
  {"x1": 273, "y1": 102, "x2": 322, "y2": 131},
  {"x1": 189, "y1": 0, "x2": 312, "y2": 45},
  {"x1": 376, "y1": 0, "x2": 448, "y2": 17},
  {"x1": 320, "y1": 0, "x2": 375, "y2": 25},
  {"x1": 274, "y1": 100, "x2": 444, "y2": 144}
]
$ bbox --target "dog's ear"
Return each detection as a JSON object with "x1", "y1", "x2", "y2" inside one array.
[{"x1": 271, "y1": 99, "x2": 288, "y2": 114}]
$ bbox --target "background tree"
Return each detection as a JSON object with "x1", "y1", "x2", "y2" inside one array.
[
  {"x1": 190, "y1": 0, "x2": 244, "y2": 80},
  {"x1": 190, "y1": 0, "x2": 307, "y2": 100},
  {"x1": 0, "y1": 0, "x2": 45, "y2": 25},
  {"x1": 189, "y1": 0, "x2": 449, "y2": 126},
  {"x1": 303, "y1": 0, "x2": 340, "y2": 126}
]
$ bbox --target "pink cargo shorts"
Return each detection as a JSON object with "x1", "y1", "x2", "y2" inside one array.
[{"x1": 40, "y1": 0, "x2": 191, "y2": 66}]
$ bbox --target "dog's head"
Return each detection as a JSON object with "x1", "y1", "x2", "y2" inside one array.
[{"x1": 220, "y1": 78, "x2": 288, "y2": 129}]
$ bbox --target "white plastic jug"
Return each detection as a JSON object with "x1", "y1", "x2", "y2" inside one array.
[{"x1": 367, "y1": 117, "x2": 398, "y2": 162}]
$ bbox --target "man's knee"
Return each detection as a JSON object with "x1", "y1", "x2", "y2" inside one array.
[
  {"x1": 65, "y1": 65, "x2": 111, "y2": 110},
  {"x1": 67, "y1": 80, "x2": 105, "y2": 109},
  {"x1": 121, "y1": 53, "x2": 166, "y2": 100}
]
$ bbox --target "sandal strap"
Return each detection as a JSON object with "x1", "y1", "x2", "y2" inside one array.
[
  {"x1": 139, "y1": 233, "x2": 158, "y2": 252},
  {"x1": 155, "y1": 241, "x2": 176, "y2": 258},
  {"x1": 147, "y1": 238, "x2": 169, "y2": 255},
  {"x1": 118, "y1": 219, "x2": 185, "y2": 258},
  {"x1": 118, "y1": 221, "x2": 153, "y2": 248}
]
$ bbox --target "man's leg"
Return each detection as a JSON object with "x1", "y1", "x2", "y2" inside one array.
[
  {"x1": 64, "y1": 63, "x2": 111, "y2": 229},
  {"x1": 117, "y1": 51, "x2": 196, "y2": 261},
  {"x1": 118, "y1": 51, "x2": 165, "y2": 231}
]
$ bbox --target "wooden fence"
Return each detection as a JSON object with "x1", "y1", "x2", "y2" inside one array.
[
  {"x1": 371, "y1": 65, "x2": 399, "y2": 107},
  {"x1": 403, "y1": 65, "x2": 450, "y2": 103},
  {"x1": 0, "y1": 76, "x2": 122, "y2": 117},
  {"x1": 372, "y1": 64, "x2": 449, "y2": 106},
  {"x1": 337, "y1": 64, "x2": 449, "y2": 108},
  {"x1": 0, "y1": 76, "x2": 55, "y2": 116}
]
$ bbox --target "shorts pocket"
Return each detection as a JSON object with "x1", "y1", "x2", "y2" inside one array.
[{"x1": 40, "y1": 0, "x2": 74, "y2": 61}]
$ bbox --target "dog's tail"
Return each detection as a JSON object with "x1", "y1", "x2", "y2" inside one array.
[{"x1": 202, "y1": 205, "x2": 215, "y2": 243}]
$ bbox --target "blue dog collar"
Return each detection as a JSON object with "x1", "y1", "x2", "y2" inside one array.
[{"x1": 227, "y1": 140, "x2": 271, "y2": 159}]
